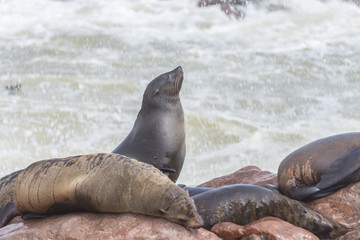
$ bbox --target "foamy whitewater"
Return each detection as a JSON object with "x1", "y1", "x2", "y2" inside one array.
[{"x1": 1, "y1": 0, "x2": 360, "y2": 185}]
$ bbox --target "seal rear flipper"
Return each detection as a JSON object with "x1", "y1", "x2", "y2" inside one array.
[
  {"x1": 21, "y1": 212, "x2": 51, "y2": 220},
  {"x1": 0, "y1": 202, "x2": 20, "y2": 228},
  {"x1": 22, "y1": 200, "x2": 77, "y2": 221},
  {"x1": 158, "y1": 167, "x2": 176, "y2": 174},
  {"x1": 315, "y1": 147, "x2": 360, "y2": 194}
]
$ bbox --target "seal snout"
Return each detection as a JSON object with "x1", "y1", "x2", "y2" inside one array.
[
  {"x1": 174, "y1": 66, "x2": 182, "y2": 72},
  {"x1": 195, "y1": 213, "x2": 204, "y2": 227},
  {"x1": 171, "y1": 66, "x2": 183, "y2": 93}
]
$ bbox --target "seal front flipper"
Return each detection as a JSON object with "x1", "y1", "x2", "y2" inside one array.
[
  {"x1": 291, "y1": 185, "x2": 320, "y2": 201},
  {"x1": 306, "y1": 147, "x2": 360, "y2": 200},
  {"x1": 295, "y1": 147, "x2": 360, "y2": 201},
  {"x1": 0, "y1": 202, "x2": 20, "y2": 228},
  {"x1": 21, "y1": 200, "x2": 77, "y2": 220}
]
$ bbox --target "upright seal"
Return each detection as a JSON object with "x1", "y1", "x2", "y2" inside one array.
[
  {"x1": 112, "y1": 66, "x2": 185, "y2": 182},
  {"x1": 278, "y1": 132, "x2": 360, "y2": 201}
]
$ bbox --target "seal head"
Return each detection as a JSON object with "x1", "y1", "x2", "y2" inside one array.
[{"x1": 112, "y1": 67, "x2": 185, "y2": 182}]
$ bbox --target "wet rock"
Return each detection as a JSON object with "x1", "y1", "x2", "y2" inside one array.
[
  {"x1": 336, "y1": 229, "x2": 360, "y2": 240},
  {"x1": 198, "y1": 165, "x2": 278, "y2": 188},
  {"x1": 198, "y1": 0, "x2": 248, "y2": 19},
  {"x1": 4, "y1": 84, "x2": 21, "y2": 95},
  {"x1": 308, "y1": 182, "x2": 360, "y2": 238},
  {"x1": 211, "y1": 222, "x2": 245, "y2": 240},
  {"x1": 0, "y1": 212, "x2": 221, "y2": 240},
  {"x1": 211, "y1": 217, "x2": 319, "y2": 240}
]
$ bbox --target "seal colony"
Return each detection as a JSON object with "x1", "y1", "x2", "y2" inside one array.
[
  {"x1": 278, "y1": 132, "x2": 360, "y2": 201},
  {"x1": 1, "y1": 66, "x2": 359, "y2": 237},
  {"x1": 0, "y1": 153, "x2": 203, "y2": 228},
  {"x1": 112, "y1": 66, "x2": 185, "y2": 183}
]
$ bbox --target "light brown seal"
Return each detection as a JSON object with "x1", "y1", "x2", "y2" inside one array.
[
  {"x1": 192, "y1": 184, "x2": 333, "y2": 238},
  {"x1": 278, "y1": 132, "x2": 360, "y2": 201},
  {"x1": 112, "y1": 66, "x2": 185, "y2": 182},
  {"x1": 0, "y1": 153, "x2": 203, "y2": 228}
]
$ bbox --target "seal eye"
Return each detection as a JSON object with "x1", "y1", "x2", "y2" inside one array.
[{"x1": 165, "y1": 75, "x2": 171, "y2": 83}]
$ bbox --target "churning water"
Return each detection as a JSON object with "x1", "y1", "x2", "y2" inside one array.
[{"x1": 1, "y1": 0, "x2": 360, "y2": 185}]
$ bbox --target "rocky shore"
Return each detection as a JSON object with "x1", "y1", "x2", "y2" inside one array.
[{"x1": 0, "y1": 165, "x2": 359, "y2": 239}]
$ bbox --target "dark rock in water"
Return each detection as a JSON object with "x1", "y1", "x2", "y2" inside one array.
[
  {"x1": 220, "y1": 3, "x2": 246, "y2": 19},
  {"x1": 5, "y1": 85, "x2": 21, "y2": 94},
  {"x1": 198, "y1": 0, "x2": 252, "y2": 7},
  {"x1": 198, "y1": 0, "x2": 250, "y2": 19},
  {"x1": 211, "y1": 217, "x2": 319, "y2": 240}
]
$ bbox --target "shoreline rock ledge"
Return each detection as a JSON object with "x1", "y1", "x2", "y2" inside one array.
[
  {"x1": 1, "y1": 165, "x2": 360, "y2": 239},
  {"x1": 0, "y1": 213, "x2": 220, "y2": 240}
]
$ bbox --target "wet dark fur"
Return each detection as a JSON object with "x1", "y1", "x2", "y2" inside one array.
[
  {"x1": 112, "y1": 67, "x2": 186, "y2": 182},
  {"x1": 193, "y1": 184, "x2": 333, "y2": 238},
  {"x1": 278, "y1": 132, "x2": 360, "y2": 201}
]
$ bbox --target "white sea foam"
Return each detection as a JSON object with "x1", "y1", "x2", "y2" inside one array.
[{"x1": 0, "y1": 0, "x2": 360, "y2": 185}]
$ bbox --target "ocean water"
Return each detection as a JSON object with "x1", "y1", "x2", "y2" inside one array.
[{"x1": 0, "y1": 0, "x2": 359, "y2": 185}]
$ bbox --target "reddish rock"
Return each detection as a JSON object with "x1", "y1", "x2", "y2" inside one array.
[
  {"x1": 243, "y1": 217, "x2": 319, "y2": 240},
  {"x1": 211, "y1": 217, "x2": 319, "y2": 240},
  {"x1": 198, "y1": 165, "x2": 278, "y2": 188},
  {"x1": 308, "y1": 182, "x2": 360, "y2": 238},
  {"x1": 0, "y1": 213, "x2": 221, "y2": 240},
  {"x1": 336, "y1": 229, "x2": 360, "y2": 240},
  {"x1": 211, "y1": 222, "x2": 245, "y2": 240}
]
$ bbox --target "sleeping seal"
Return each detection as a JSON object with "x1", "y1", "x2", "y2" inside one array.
[
  {"x1": 192, "y1": 184, "x2": 333, "y2": 238},
  {"x1": 0, "y1": 153, "x2": 203, "y2": 228}
]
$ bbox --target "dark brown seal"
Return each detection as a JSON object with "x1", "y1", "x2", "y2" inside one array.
[
  {"x1": 0, "y1": 171, "x2": 22, "y2": 227},
  {"x1": 192, "y1": 184, "x2": 333, "y2": 238},
  {"x1": 112, "y1": 66, "x2": 186, "y2": 182},
  {"x1": 278, "y1": 132, "x2": 360, "y2": 201},
  {"x1": 0, "y1": 153, "x2": 203, "y2": 228}
]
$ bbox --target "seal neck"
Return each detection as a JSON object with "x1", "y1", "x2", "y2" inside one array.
[{"x1": 141, "y1": 93, "x2": 182, "y2": 112}]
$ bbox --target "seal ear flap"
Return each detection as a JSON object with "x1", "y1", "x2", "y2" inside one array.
[{"x1": 152, "y1": 89, "x2": 160, "y2": 97}]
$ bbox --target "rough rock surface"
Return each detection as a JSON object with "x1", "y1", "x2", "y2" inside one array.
[
  {"x1": 0, "y1": 213, "x2": 221, "y2": 240},
  {"x1": 308, "y1": 182, "x2": 360, "y2": 238},
  {"x1": 335, "y1": 229, "x2": 360, "y2": 240},
  {"x1": 2, "y1": 165, "x2": 360, "y2": 239},
  {"x1": 211, "y1": 222, "x2": 245, "y2": 240},
  {"x1": 198, "y1": 165, "x2": 278, "y2": 188},
  {"x1": 211, "y1": 217, "x2": 319, "y2": 240}
]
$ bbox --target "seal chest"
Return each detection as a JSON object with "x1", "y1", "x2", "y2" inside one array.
[
  {"x1": 13, "y1": 153, "x2": 203, "y2": 228},
  {"x1": 112, "y1": 66, "x2": 186, "y2": 182}
]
